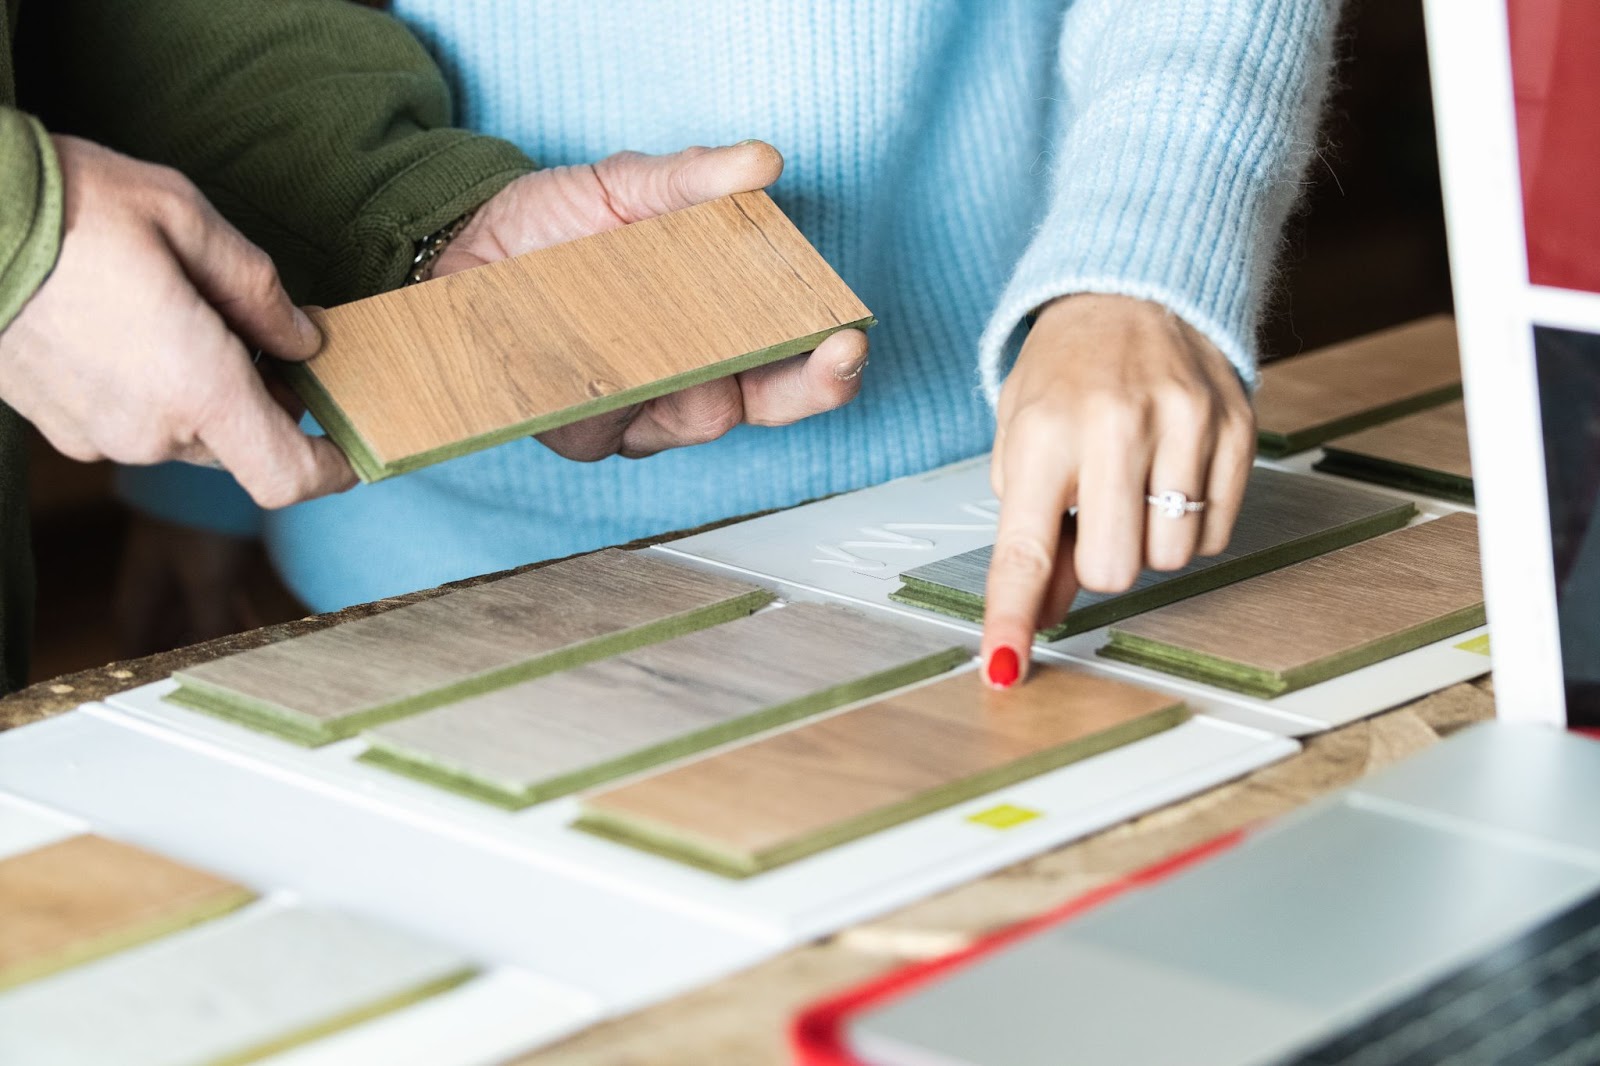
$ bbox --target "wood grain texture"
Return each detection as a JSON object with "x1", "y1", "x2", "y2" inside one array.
[
  {"x1": 577, "y1": 665, "x2": 1187, "y2": 877},
  {"x1": 168, "y1": 550, "x2": 772, "y2": 746},
  {"x1": 1315, "y1": 400, "x2": 1474, "y2": 502},
  {"x1": 361, "y1": 603, "x2": 968, "y2": 808},
  {"x1": 1255, "y1": 314, "x2": 1461, "y2": 456},
  {"x1": 892, "y1": 468, "x2": 1416, "y2": 639},
  {"x1": 1102, "y1": 513, "x2": 1484, "y2": 697},
  {"x1": 0, "y1": 906, "x2": 474, "y2": 1066},
  {"x1": 290, "y1": 191, "x2": 874, "y2": 480},
  {"x1": 0, "y1": 835, "x2": 254, "y2": 992}
]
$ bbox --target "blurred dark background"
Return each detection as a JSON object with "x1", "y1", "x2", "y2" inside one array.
[{"x1": 25, "y1": 0, "x2": 1456, "y2": 683}]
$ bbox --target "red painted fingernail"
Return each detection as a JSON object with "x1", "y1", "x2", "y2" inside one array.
[{"x1": 987, "y1": 646, "x2": 1020, "y2": 689}]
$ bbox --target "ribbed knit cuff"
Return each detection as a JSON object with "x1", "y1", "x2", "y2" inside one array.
[
  {"x1": 977, "y1": 0, "x2": 1338, "y2": 406},
  {"x1": 323, "y1": 132, "x2": 534, "y2": 304},
  {"x1": 0, "y1": 110, "x2": 62, "y2": 333},
  {"x1": 115, "y1": 462, "x2": 265, "y2": 539}
]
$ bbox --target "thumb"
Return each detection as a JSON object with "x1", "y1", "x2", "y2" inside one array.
[
  {"x1": 159, "y1": 196, "x2": 322, "y2": 362},
  {"x1": 591, "y1": 140, "x2": 784, "y2": 224}
]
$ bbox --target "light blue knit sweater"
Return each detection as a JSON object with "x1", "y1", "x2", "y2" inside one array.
[{"x1": 120, "y1": 0, "x2": 1338, "y2": 612}]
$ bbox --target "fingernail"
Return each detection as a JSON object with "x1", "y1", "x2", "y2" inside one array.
[
  {"x1": 293, "y1": 308, "x2": 322, "y2": 352},
  {"x1": 986, "y1": 646, "x2": 1020, "y2": 689},
  {"x1": 734, "y1": 138, "x2": 763, "y2": 147},
  {"x1": 833, "y1": 357, "x2": 869, "y2": 382}
]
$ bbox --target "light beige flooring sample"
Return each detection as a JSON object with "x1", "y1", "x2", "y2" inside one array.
[
  {"x1": 577, "y1": 665, "x2": 1188, "y2": 877},
  {"x1": 167, "y1": 549, "x2": 772, "y2": 745},
  {"x1": 291, "y1": 190, "x2": 874, "y2": 480},
  {"x1": 0, "y1": 905, "x2": 475, "y2": 1066},
  {"x1": 1255, "y1": 314, "x2": 1461, "y2": 455},
  {"x1": 0, "y1": 834, "x2": 255, "y2": 991},
  {"x1": 1101, "y1": 513, "x2": 1484, "y2": 697},
  {"x1": 1316, "y1": 399, "x2": 1473, "y2": 502},
  {"x1": 362, "y1": 603, "x2": 968, "y2": 808}
]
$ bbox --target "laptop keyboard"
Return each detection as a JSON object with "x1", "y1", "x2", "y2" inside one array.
[{"x1": 1282, "y1": 890, "x2": 1600, "y2": 1065}]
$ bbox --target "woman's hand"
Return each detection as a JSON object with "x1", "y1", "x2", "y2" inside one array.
[
  {"x1": 981, "y1": 293, "x2": 1256, "y2": 687},
  {"x1": 431, "y1": 141, "x2": 869, "y2": 461}
]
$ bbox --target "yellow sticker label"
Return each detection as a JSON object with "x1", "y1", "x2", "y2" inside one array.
[
  {"x1": 966, "y1": 803, "x2": 1042, "y2": 830},
  {"x1": 1456, "y1": 633, "x2": 1491, "y2": 656}
]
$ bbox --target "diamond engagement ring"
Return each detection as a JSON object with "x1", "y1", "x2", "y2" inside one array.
[{"x1": 1147, "y1": 490, "x2": 1207, "y2": 518}]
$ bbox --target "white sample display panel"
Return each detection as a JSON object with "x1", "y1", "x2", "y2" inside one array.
[{"x1": 664, "y1": 456, "x2": 1491, "y2": 736}]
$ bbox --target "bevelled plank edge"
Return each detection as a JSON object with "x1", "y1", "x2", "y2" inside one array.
[
  {"x1": 890, "y1": 503, "x2": 1417, "y2": 641},
  {"x1": 1256, "y1": 383, "x2": 1463, "y2": 458},
  {"x1": 164, "y1": 588, "x2": 775, "y2": 747},
  {"x1": 1312, "y1": 452, "x2": 1475, "y2": 505},
  {"x1": 0, "y1": 884, "x2": 258, "y2": 993},
  {"x1": 291, "y1": 317, "x2": 877, "y2": 482},
  {"x1": 574, "y1": 702, "x2": 1188, "y2": 879},
  {"x1": 1100, "y1": 604, "x2": 1487, "y2": 698},
  {"x1": 357, "y1": 646, "x2": 971, "y2": 809}
]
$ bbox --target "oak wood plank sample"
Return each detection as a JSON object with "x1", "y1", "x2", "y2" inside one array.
[
  {"x1": 1314, "y1": 399, "x2": 1473, "y2": 503},
  {"x1": 289, "y1": 191, "x2": 874, "y2": 480},
  {"x1": 577, "y1": 665, "x2": 1187, "y2": 877},
  {"x1": 0, "y1": 835, "x2": 255, "y2": 992},
  {"x1": 1255, "y1": 314, "x2": 1461, "y2": 456},
  {"x1": 1100, "y1": 513, "x2": 1484, "y2": 697},
  {"x1": 0, "y1": 906, "x2": 475, "y2": 1066},
  {"x1": 361, "y1": 603, "x2": 968, "y2": 808},
  {"x1": 167, "y1": 550, "x2": 773, "y2": 746},
  {"x1": 891, "y1": 468, "x2": 1416, "y2": 640}
]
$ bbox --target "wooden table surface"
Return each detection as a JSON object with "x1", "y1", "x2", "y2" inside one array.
[{"x1": 0, "y1": 541, "x2": 1495, "y2": 1066}]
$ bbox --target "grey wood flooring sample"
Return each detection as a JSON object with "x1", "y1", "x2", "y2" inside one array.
[
  {"x1": 361, "y1": 603, "x2": 968, "y2": 808},
  {"x1": 892, "y1": 469, "x2": 1416, "y2": 640},
  {"x1": 1315, "y1": 399, "x2": 1473, "y2": 502},
  {"x1": 0, "y1": 905, "x2": 474, "y2": 1066},
  {"x1": 167, "y1": 550, "x2": 772, "y2": 745},
  {"x1": 1101, "y1": 513, "x2": 1484, "y2": 696}
]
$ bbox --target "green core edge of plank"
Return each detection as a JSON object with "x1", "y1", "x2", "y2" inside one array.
[
  {"x1": 1099, "y1": 602, "x2": 1488, "y2": 699},
  {"x1": 1312, "y1": 453, "x2": 1475, "y2": 505},
  {"x1": 289, "y1": 317, "x2": 877, "y2": 483},
  {"x1": 356, "y1": 645, "x2": 972, "y2": 809},
  {"x1": 889, "y1": 502, "x2": 1416, "y2": 641},
  {"x1": 163, "y1": 587, "x2": 776, "y2": 746},
  {"x1": 573, "y1": 701, "x2": 1189, "y2": 879}
]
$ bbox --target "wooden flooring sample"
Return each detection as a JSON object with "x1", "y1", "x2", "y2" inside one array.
[
  {"x1": 0, "y1": 834, "x2": 254, "y2": 991},
  {"x1": 0, "y1": 905, "x2": 475, "y2": 1066},
  {"x1": 289, "y1": 190, "x2": 874, "y2": 480},
  {"x1": 576, "y1": 665, "x2": 1187, "y2": 877},
  {"x1": 167, "y1": 549, "x2": 772, "y2": 746},
  {"x1": 1314, "y1": 399, "x2": 1473, "y2": 503},
  {"x1": 1100, "y1": 513, "x2": 1484, "y2": 697},
  {"x1": 891, "y1": 468, "x2": 1416, "y2": 640},
  {"x1": 361, "y1": 603, "x2": 968, "y2": 808},
  {"x1": 1255, "y1": 314, "x2": 1461, "y2": 456}
]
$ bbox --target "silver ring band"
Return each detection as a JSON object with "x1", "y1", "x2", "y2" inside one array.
[{"x1": 1147, "y1": 490, "x2": 1207, "y2": 518}]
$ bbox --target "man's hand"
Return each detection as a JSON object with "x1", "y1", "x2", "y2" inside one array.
[
  {"x1": 0, "y1": 136, "x2": 355, "y2": 507},
  {"x1": 981, "y1": 294, "x2": 1256, "y2": 687},
  {"x1": 432, "y1": 141, "x2": 869, "y2": 461}
]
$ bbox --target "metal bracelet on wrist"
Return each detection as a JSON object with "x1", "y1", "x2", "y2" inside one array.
[{"x1": 404, "y1": 208, "x2": 478, "y2": 286}]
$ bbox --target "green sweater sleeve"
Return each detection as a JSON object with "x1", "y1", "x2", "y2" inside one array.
[
  {"x1": 0, "y1": 106, "x2": 59, "y2": 332},
  {"x1": 18, "y1": 0, "x2": 533, "y2": 304}
]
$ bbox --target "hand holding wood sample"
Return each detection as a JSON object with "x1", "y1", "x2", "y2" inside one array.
[
  {"x1": 167, "y1": 549, "x2": 772, "y2": 745},
  {"x1": 1255, "y1": 315, "x2": 1461, "y2": 456},
  {"x1": 290, "y1": 190, "x2": 873, "y2": 480},
  {"x1": 1315, "y1": 400, "x2": 1473, "y2": 502},
  {"x1": 577, "y1": 666, "x2": 1187, "y2": 877},
  {"x1": 1100, "y1": 513, "x2": 1484, "y2": 696},
  {"x1": 361, "y1": 603, "x2": 967, "y2": 808},
  {"x1": 892, "y1": 469, "x2": 1415, "y2": 640}
]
